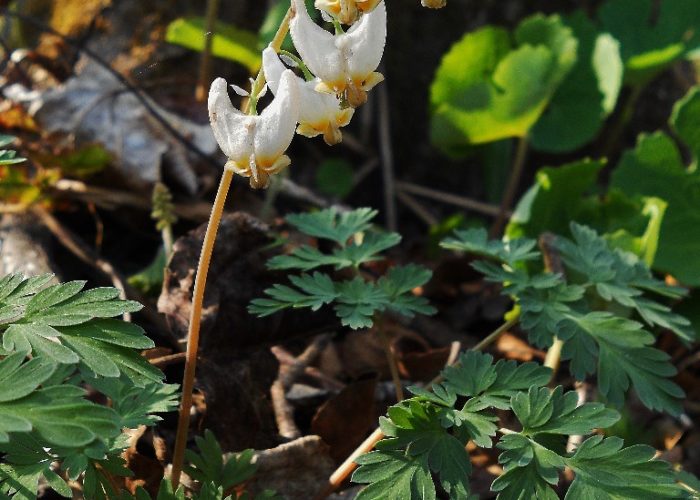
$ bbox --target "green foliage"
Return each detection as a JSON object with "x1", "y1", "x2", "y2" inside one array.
[
  {"x1": 250, "y1": 208, "x2": 436, "y2": 329},
  {"x1": 0, "y1": 275, "x2": 160, "y2": 385},
  {"x1": 429, "y1": 14, "x2": 577, "y2": 154},
  {"x1": 597, "y1": 0, "x2": 700, "y2": 85},
  {"x1": 441, "y1": 225, "x2": 692, "y2": 415},
  {"x1": 0, "y1": 273, "x2": 176, "y2": 500},
  {"x1": 0, "y1": 135, "x2": 26, "y2": 166},
  {"x1": 354, "y1": 351, "x2": 687, "y2": 499},
  {"x1": 185, "y1": 430, "x2": 257, "y2": 492},
  {"x1": 611, "y1": 86, "x2": 700, "y2": 285},
  {"x1": 530, "y1": 12, "x2": 623, "y2": 152},
  {"x1": 165, "y1": 17, "x2": 261, "y2": 73}
]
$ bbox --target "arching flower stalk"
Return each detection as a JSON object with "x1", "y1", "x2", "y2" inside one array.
[
  {"x1": 263, "y1": 47, "x2": 353, "y2": 146},
  {"x1": 315, "y1": 0, "x2": 381, "y2": 25},
  {"x1": 208, "y1": 70, "x2": 300, "y2": 189},
  {"x1": 290, "y1": 0, "x2": 387, "y2": 108}
]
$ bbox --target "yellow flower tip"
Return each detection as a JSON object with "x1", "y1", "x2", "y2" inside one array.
[
  {"x1": 297, "y1": 122, "x2": 323, "y2": 139},
  {"x1": 339, "y1": 2, "x2": 359, "y2": 24},
  {"x1": 361, "y1": 72, "x2": 384, "y2": 92},
  {"x1": 421, "y1": 0, "x2": 446, "y2": 8},
  {"x1": 357, "y1": 0, "x2": 382, "y2": 12},
  {"x1": 323, "y1": 124, "x2": 343, "y2": 146},
  {"x1": 337, "y1": 108, "x2": 355, "y2": 127},
  {"x1": 346, "y1": 84, "x2": 367, "y2": 108},
  {"x1": 315, "y1": 80, "x2": 345, "y2": 94}
]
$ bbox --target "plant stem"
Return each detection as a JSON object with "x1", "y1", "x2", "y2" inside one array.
[
  {"x1": 376, "y1": 315, "x2": 404, "y2": 401},
  {"x1": 603, "y1": 84, "x2": 643, "y2": 157},
  {"x1": 489, "y1": 136, "x2": 529, "y2": 238},
  {"x1": 538, "y1": 233, "x2": 566, "y2": 381},
  {"x1": 170, "y1": 169, "x2": 233, "y2": 486},
  {"x1": 195, "y1": 0, "x2": 220, "y2": 102},
  {"x1": 472, "y1": 315, "x2": 519, "y2": 352},
  {"x1": 170, "y1": 9, "x2": 292, "y2": 487},
  {"x1": 317, "y1": 316, "x2": 519, "y2": 497}
]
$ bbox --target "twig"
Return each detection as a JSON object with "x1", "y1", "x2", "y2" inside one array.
[
  {"x1": 270, "y1": 335, "x2": 331, "y2": 439},
  {"x1": 490, "y1": 136, "x2": 528, "y2": 237},
  {"x1": 472, "y1": 316, "x2": 519, "y2": 352},
  {"x1": 148, "y1": 352, "x2": 187, "y2": 368},
  {"x1": 396, "y1": 181, "x2": 505, "y2": 218},
  {"x1": 396, "y1": 190, "x2": 438, "y2": 226},
  {"x1": 377, "y1": 79, "x2": 397, "y2": 232},
  {"x1": 195, "y1": 0, "x2": 220, "y2": 102}
]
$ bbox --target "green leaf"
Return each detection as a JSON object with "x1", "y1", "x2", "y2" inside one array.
[
  {"x1": 531, "y1": 11, "x2": 623, "y2": 152},
  {"x1": 559, "y1": 312, "x2": 684, "y2": 414},
  {"x1": 430, "y1": 15, "x2": 577, "y2": 153},
  {"x1": 185, "y1": 430, "x2": 258, "y2": 492},
  {"x1": 165, "y1": 17, "x2": 260, "y2": 72},
  {"x1": 610, "y1": 131, "x2": 700, "y2": 285},
  {"x1": 671, "y1": 85, "x2": 700, "y2": 164},
  {"x1": 55, "y1": 144, "x2": 111, "y2": 178},
  {"x1": 334, "y1": 278, "x2": 386, "y2": 329},
  {"x1": 0, "y1": 136, "x2": 26, "y2": 166},
  {"x1": 127, "y1": 248, "x2": 167, "y2": 296},
  {"x1": 518, "y1": 281, "x2": 585, "y2": 348},
  {"x1": 598, "y1": 0, "x2": 700, "y2": 85},
  {"x1": 506, "y1": 159, "x2": 605, "y2": 240},
  {"x1": 492, "y1": 433, "x2": 562, "y2": 500},
  {"x1": 512, "y1": 386, "x2": 619, "y2": 436},
  {"x1": 249, "y1": 272, "x2": 338, "y2": 317},
  {"x1": 285, "y1": 207, "x2": 378, "y2": 247},
  {"x1": 441, "y1": 227, "x2": 539, "y2": 267},
  {"x1": 373, "y1": 400, "x2": 471, "y2": 499},
  {"x1": 83, "y1": 375, "x2": 178, "y2": 428},
  {"x1": 565, "y1": 435, "x2": 689, "y2": 499},
  {"x1": 353, "y1": 452, "x2": 437, "y2": 500},
  {"x1": 378, "y1": 265, "x2": 436, "y2": 318}
]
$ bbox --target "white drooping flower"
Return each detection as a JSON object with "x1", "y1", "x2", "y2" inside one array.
[
  {"x1": 208, "y1": 70, "x2": 299, "y2": 189},
  {"x1": 290, "y1": 0, "x2": 386, "y2": 108},
  {"x1": 314, "y1": 0, "x2": 381, "y2": 25},
  {"x1": 262, "y1": 47, "x2": 354, "y2": 146}
]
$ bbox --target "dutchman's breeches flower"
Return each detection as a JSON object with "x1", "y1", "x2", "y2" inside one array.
[
  {"x1": 208, "y1": 70, "x2": 299, "y2": 189},
  {"x1": 262, "y1": 47, "x2": 353, "y2": 146},
  {"x1": 315, "y1": 0, "x2": 382, "y2": 25},
  {"x1": 290, "y1": 0, "x2": 386, "y2": 108}
]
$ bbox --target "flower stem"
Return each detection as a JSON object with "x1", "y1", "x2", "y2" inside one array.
[
  {"x1": 170, "y1": 168, "x2": 233, "y2": 486},
  {"x1": 170, "y1": 8, "x2": 293, "y2": 488}
]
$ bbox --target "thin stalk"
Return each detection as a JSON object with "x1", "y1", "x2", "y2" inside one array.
[
  {"x1": 162, "y1": 225, "x2": 174, "y2": 257},
  {"x1": 603, "y1": 84, "x2": 643, "y2": 157},
  {"x1": 317, "y1": 316, "x2": 519, "y2": 497},
  {"x1": 170, "y1": 169, "x2": 234, "y2": 485},
  {"x1": 195, "y1": 0, "x2": 220, "y2": 102},
  {"x1": 489, "y1": 136, "x2": 529, "y2": 238},
  {"x1": 170, "y1": 9, "x2": 292, "y2": 487},
  {"x1": 376, "y1": 316, "x2": 404, "y2": 401}
]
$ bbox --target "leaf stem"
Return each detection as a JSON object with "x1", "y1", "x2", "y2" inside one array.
[
  {"x1": 472, "y1": 314, "x2": 519, "y2": 352},
  {"x1": 170, "y1": 169, "x2": 234, "y2": 486},
  {"x1": 538, "y1": 233, "x2": 566, "y2": 381},
  {"x1": 489, "y1": 136, "x2": 529, "y2": 238}
]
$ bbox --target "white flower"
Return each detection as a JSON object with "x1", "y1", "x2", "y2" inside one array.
[
  {"x1": 290, "y1": 0, "x2": 386, "y2": 108},
  {"x1": 315, "y1": 0, "x2": 382, "y2": 25},
  {"x1": 208, "y1": 70, "x2": 299, "y2": 189},
  {"x1": 263, "y1": 47, "x2": 354, "y2": 146}
]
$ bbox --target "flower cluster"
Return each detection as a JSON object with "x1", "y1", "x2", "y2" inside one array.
[{"x1": 208, "y1": 0, "x2": 443, "y2": 189}]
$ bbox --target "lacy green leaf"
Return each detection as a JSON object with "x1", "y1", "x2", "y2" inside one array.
[
  {"x1": 441, "y1": 228, "x2": 539, "y2": 266},
  {"x1": 512, "y1": 386, "x2": 619, "y2": 436},
  {"x1": 565, "y1": 435, "x2": 690, "y2": 499},
  {"x1": 285, "y1": 207, "x2": 377, "y2": 246}
]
